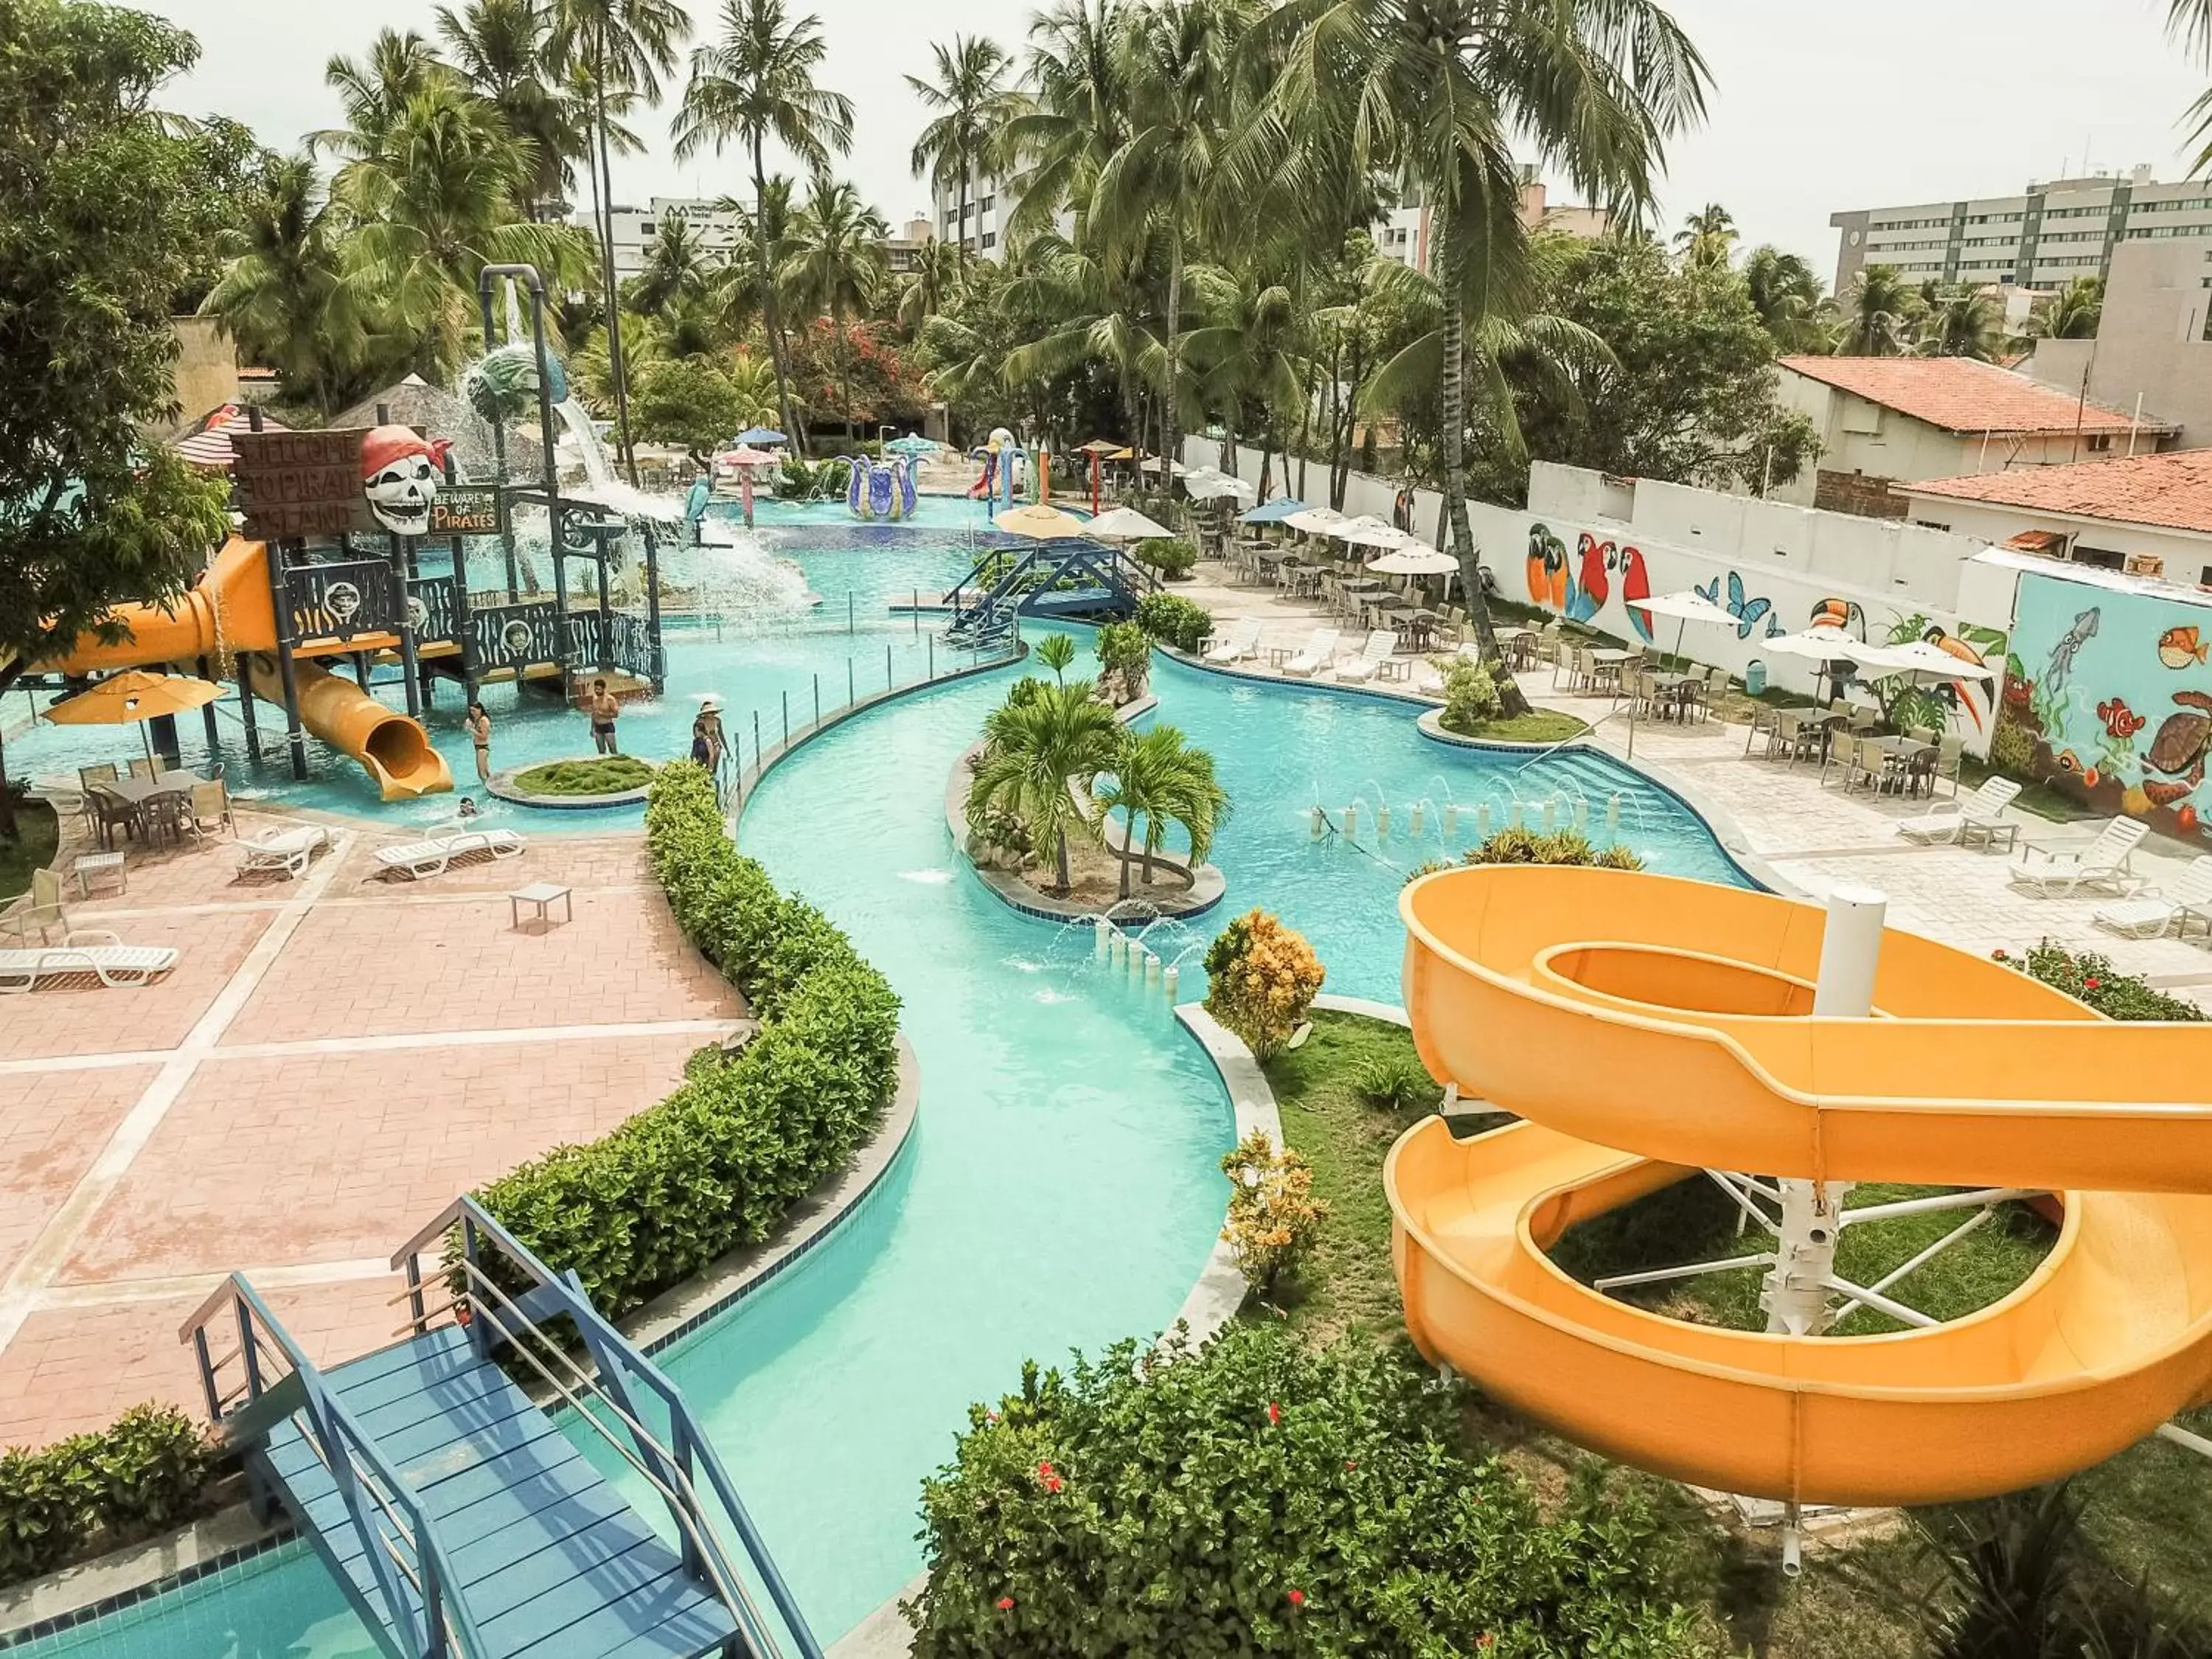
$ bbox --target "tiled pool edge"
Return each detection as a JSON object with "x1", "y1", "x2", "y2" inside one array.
[{"x1": 829, "y1": 1004, "x2": 1277, "y2": 1659}]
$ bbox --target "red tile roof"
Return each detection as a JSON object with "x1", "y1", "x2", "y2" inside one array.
[
  {"x1": 1778, "y1": 355, "x2": 2171, "y2": 437},
  {"x1": 1906, "y1": 448, "x2": 2212, "y2": 537}
]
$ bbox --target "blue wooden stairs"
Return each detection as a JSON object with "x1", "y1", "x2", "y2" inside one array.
[{"x1": 181, "y1": 1198, "x2": 821, "y2": 1659}]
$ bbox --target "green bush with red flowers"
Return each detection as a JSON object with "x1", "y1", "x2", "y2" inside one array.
[
  {"x1": 906, "y1": 1322, "x2": 1707, "y2": 1656},
  {"x1": 1993, "y1": 942, "x2": 2205, "y2": 1023}
]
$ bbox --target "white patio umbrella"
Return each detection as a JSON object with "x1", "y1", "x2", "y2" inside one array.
[
  {"x1": 1282, "y1": 507, "x2": 1346, "y2": 536},
  {"x1": 1865, "y1": 638, "x2": 1999, "y2": 682},
  {"x1": 1367, "y1": 542, "x2": 1461, "y2": 601},
  {"x1": 1764, "y1": 625, "x2": 1917, "y2": 700},
  {"x1": 1343, "y1": 520, "x2": 1416, "y2": 550},
  {"x1": 1085, "y1": 504, "x2": 1175, "y2": 540},
  {"x1": 1634, "y1": 588, "x2": 1736, "y2": 661},
  {"x1": 1329, "y1": 514, "x2": 1398, "y2": 545}
]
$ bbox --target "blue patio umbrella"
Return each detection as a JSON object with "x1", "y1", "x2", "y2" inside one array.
[
  {"x1": 1239, "y1": 497, "x2": 1307, "y2": 524},
  {"x1": 734, "y1": 426, "x2": 787, "y2": 446}
]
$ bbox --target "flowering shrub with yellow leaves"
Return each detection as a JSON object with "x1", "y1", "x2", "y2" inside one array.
[
  {"x1": 1219, "y1": 1130, "x2": 1326, "y2": 1296},
  {"x1": 1202, "y1": 909, "x2": 1324, "y2": 1062}
]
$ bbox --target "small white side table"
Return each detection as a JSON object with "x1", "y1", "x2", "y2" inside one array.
[
  {"x1": 508, "y1": 882, "x2": 574, "y2": 931},
  {"x1": 73, "y1": 852, "x2": 126, "y2": 897}
]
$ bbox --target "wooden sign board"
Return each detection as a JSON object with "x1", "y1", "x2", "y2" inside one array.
[
  {"x1": 429, "y1": 486, "x2": 504, "y2": 537},
  {"x1": 232, "y1": 428, "x2": 374, "y2": 540}
]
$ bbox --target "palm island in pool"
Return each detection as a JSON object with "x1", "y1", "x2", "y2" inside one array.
[{"x1": 2, "y1": 302, "x2": 1777, "y2": 1657}]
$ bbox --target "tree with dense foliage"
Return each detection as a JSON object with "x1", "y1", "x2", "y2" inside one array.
[
  {"x1": 1674, "y1": 202, "x2": 1737, "y2": 271},
  {"x1": 1918, "y1": 282, "x2": 2005, "y2": 361},
  {"x1": 1091, "y1": 723, "x2": 1228, "y2": 895},
  {"x1": 1742, "y1": 244, "x2": 1828, "y2": 354},
  {"x1": 675, "y1": 0, "x2": 852, "y2": 445},
  {"x1": 0, "y1": 1, "x2": 240, "y2": 837},
  {"x1": 965, "y1": 678, "x2": 1121, "y2": 891},
  {"x1": 2032, "y1": 276, "x2": 2103, "y2": 341},
  {"x1": 1834, "y1": 262, "x2": 1921, "y2": 355},
  {"x1": 780, "y1": 176, "x2": 889, "y2": 432},
  {"x1": 905, "y1": 36, "x2": 1018, "y2": 258},
  {"x1": 434, "y1": 0, "x2": 587, "y2": 219}
]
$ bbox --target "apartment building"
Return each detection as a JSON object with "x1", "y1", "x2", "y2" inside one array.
[
  {"x1": 580, "y1": 197, "x2": 745, "y2": 279},
  {"x1": 1830, "y1": 164, "x2": 2212, "y2": 295}
]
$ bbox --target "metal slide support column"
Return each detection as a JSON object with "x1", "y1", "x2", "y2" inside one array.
[{"x1": 195, "y1": 655, "x2": 221, "y2": 754}]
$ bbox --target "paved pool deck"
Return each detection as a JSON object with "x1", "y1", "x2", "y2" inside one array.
[{"x1": 0, "y1": 810, "x2": 743, "y2": 1447}]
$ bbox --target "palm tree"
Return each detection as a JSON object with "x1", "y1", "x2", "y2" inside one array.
[
  {"x1": 1919, "y1": 285, "x2": 2003, "y2": 361},
  {"x1": 1034, "y1": 633, "x2": 1077, "y2": 684},
  {"x1": 1742, "y1": 245, "x2": 1826, "y2": 353},
  {"x1": 780, "y1": 175, "x2": 888, "y2": 434},
  {"x1": 551, "y1": 0, "x2": 690, "y2": 480},
  {"x1": 896, "y1": 237, "x2": 966, "y2": 330},
  {"x1": 1836, "y1": 263, "x2": 1921, "y2": 355},
  {"x1": 627, "y1": 214, "x2": 711, "y2": 318},
  {"x1": 1673, "y1": 202, "x2": 1736, "y2": 271},
  {"x1": 2171, "y1": 0, "x2": 2212, "y2": 170},
  {"x1": 908, "y1": 35, "x2": 1018, "y2": 258},
  {"x1": 965, "y1": 679, "x2": 1121, "y2": 891},
  {"x1": 1180, "y1": 261, "x2": 1304, "y2": 480},
  {"x1": 675, "y1": 0, "x2": 854, "y2": 446},
  {"x1": 434, "y1": 0, "x2": 582, "y2": 217},
  {"x1": 335, "y1": 84, "x2": 591, "y2": 377},
  {"x1": 2033, "y1": 276, "x2": 2103, "y2": 341},
  {"x1": 1002, "y1": 232, "x2": 1163, "y2": 453},
  {"x1": 724, "y1": 349, "x2": 784, "y2": 430},
  {"x1": 319, "y1": 29, "x2": 453, "y2": 166},
  {"x1": 1094, "y1": 0, "x2": 1245, "y2": 503},
  {"x1": 1004, "y1": 0, "x2": 1133, "y2": 238},
  {"x1": 1093, "y1": 724, "x2": 1229, "y2": 896},
  {"x1": 1260, "y1": 0, "x2": 1708, "y2": 714}
]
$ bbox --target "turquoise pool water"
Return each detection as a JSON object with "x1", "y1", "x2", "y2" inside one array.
[{"x1": 15, "y1": 568, "x2": 1753, "y2": 1655}]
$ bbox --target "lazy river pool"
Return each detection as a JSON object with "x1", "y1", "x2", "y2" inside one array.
[{"x1": 15, "y1": 510, "x2": 1751, "y2": 1656}]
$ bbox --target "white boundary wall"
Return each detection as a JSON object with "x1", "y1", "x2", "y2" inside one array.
[{"x1": 1185, "y1": 439, "x2": 2006, "y2": 754}]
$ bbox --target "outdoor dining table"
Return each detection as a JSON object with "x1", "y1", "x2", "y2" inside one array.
[
  {"x1": 1645, "y1": 672, "x2": 1702, "y2": 721},
  {"x1": 1860, "y1": 736, "x2": 1937, "y2": 795},
  {"x1": 88, "y1": 771, "x2": 198, "y2": 849},
  {"x1": 1586, "y1": 647, "x2": 1633, "y2": 694}
]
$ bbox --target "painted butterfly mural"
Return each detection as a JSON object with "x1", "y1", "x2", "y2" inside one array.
[{"x1": 1695, "y1": 572, "x2": 1787, "y2": 640}]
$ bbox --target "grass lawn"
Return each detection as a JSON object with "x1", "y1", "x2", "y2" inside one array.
[
  {"x1": 1259, "y1": 1007, "x2": 2205, "y2": 1656},
  {"x1": 1445, "y1": 709, "x2": 1590, "y2": 745},
  {"x1": 0, "y1": 800, "x2": 58, "y2": 902},
  {"x1": 511, "y1": 755, "x2": 655, "y2": 796},
  {"x1": 1959, "y1": 754, "x2": 2094, "y2": 823}
]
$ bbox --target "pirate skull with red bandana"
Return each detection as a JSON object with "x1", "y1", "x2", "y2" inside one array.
[{"x1": 360, "y1": 425, "x2": 454, "y2": 536}]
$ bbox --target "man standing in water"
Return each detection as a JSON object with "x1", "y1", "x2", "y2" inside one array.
[{"x1": 587, "y1": 678, "x2": 621, "y2": 754}]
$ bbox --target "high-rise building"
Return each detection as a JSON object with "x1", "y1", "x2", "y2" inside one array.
[
  {"x1": 577, "y1": 197, "x2": 745, "y2": 280},
  {"x1": 1829, "y1": 164, "x2": 2212, "y2": 296}
]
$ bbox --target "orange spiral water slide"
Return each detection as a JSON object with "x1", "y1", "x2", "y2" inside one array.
[{"x1": 1388, "y1": 865, "x2": 2212, "y2": 1508}]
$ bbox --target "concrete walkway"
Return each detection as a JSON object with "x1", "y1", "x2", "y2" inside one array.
[{"x1": 0, "y1": 813, "x2": 743, "y2": 1446}]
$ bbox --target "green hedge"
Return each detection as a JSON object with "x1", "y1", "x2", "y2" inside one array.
[
  {"x1": 0, "y1": 1405, "x2": 214, "y2": 1585},
  {"x1": 1134, "y1": 592, "x2": 1212, "y2": 653},
  {"x1": 476, "y1": 763, "x2": 902, "y2": 1315}
]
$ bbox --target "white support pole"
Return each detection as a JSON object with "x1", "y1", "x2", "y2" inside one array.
[{"x1": 1762, "y1": 887, "x2": 1886, "y2": 1337}]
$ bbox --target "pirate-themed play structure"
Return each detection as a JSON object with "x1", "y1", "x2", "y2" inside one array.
[{"x1": 32, "y1": 267, "x2": 667, "y2": 801}]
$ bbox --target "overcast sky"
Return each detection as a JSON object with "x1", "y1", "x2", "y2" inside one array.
[{"x1": 141, "y1": 0, "x2": 2212, "y2": 285}]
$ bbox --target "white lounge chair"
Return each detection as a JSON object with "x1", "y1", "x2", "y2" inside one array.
[
  {"x1": 1896, "y1": 776, "x2": 2021, "y2": 846},
  {"x1": 237, "y1": 824, "x2": 330, "y2": 879},
  {"x1": 1201, "y1": 619, "x2": 1262, "y2": 664},
  {"x1": 377, "y1": 827, "x2": 526, "y2": 880},
  {"x1": 1332, "y1": 630, "x2": 1399, "y2": 684},
  {"x1": 2010, "y1": 817, "x2": 2152, "y2": 900},
  {"x1": 0, "y1": 931, "x2": 178, "y2": 993},
  {"x1": 2094, "y1": 854, "x2": 2212, "y2": 939},
  {"x1": 1283, "y1": 628, "x2": 1340, "y2": 678}
]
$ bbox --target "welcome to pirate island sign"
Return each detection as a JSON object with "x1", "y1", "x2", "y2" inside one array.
[{"x1": 232, "y1": 425, "x2": 502, "y2": 540}]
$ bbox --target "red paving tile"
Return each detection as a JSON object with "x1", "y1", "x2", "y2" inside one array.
[
  {"x1": 0, "y1": 1068, "x2": 157, "y2": 1279},
  {"x1": 58, "y1": 1034, "x2": 710, "y2": 1282},
  {"x1": 328, "y1": 830, "x2": 654, "y2": 897},
  {"x1": 0, "y1": 1276, "x2": 404, "y2": 1450},
  {"x1": 0, "y1": 908, "x2": 274, "y2": 1061},
  {"x1": 221, "y1": 889, "x2": 736, "y2": 1045}
]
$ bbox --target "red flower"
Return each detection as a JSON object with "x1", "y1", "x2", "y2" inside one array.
[
  {"x1": 1286, "y1": 1589, "x2": 1305, "y2": 1608},
  {"x1": 1477, "y1": 1636, "x2": 1495, "y2": 1651},
  {"x1": 1267, "y1": 1401, "x2": 1281, "y2": 1426},
  {"x1": 1043, "y1": 1474, "x2": 1062, "y2": 1493},
  {"x1": 2085, "y1": 977, "x2": 2102, "y2": 990},
  {"x1": 1344, "y1": 1459, "x2": 1357, "y2": 1470},
  {"x1": 1992, "y1": 948, "x2": 2008, "y2": 961},
  {"x1": 996, "y1": 1596, "x2": 1015, "y2": 1612}
]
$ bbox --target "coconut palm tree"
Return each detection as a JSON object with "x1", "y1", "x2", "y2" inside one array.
[
  {"x1": 1094, "y1": 723, "x2": 1229, "y2": 896},
  {"x1": 966, "y1": 679, "x2": 1121, "y2": 891},
  {"x1": 1742, "y1": 245, "x2": 1826, "y2": 353},
  {"x1": 1004, "y1": 0, "x2": 1134, "y2": 238},
  {"x1": 896, "y1": 237, "x2": 966, "y2": 330},
  {"x1": 908, "y1": 35, "x2": 1018, "y2": 258},
  {"x1": 675, "y1": 0, "x2": 853, "y2": 446},
  {"x1": 1674, "y1": 202, "x2": 1736, "y2": 271},
  {"x1": 1002, "y1": 232, "x2": 1164, "y2": 454},
  {"x1": 1834, "y1": 263, "x2": 1921, "y2": 356},
  {"x1": 2033, "y1": 276, "x2": 2103, "y2": 341},
  {"x1": 1918, "y1": 285, "x2": 2003, "y2": 361},
  {"x1": 780, "y1": 175, "x2": 888, "y2": 434},
  {"x1": 1258, "y1": 0, "x2": 1708, "y2": 714},
  {"x1": 335, "y1": 84, "x2": 591, "y2": 377},
  {"x1": 1180, "y1": 261, "x2": 1304, "y2": 479},
  {"x1": 434, "y1": 0, "x2": 585, "y2": 218},
  {"x1": 550, "y1": 0, "x2": 689, "y2": 480},
  {"x1": 627, "y1": 214, "x2": 711, "y2": 318},
  {"x1": 319, "y1": 29, "x2": 453, "y2": 167}
]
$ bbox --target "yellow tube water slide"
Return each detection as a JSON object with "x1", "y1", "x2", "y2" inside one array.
[
  {"x1": 1389, "y1": 865, "x2": 2212, "y2": 1508},
  {"x1": 46, "y1": 537, "x2": 451, "y2": 801}
]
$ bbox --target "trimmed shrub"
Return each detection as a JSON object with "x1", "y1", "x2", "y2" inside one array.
[
  {"x1": 1466, "y1": 826, "x2": 1644, "y2": 871},
  {"x1": 1131, "y1": 536, "x2": 1196, "y2": 580},
  {"x1": 476, "y1": 764, "x2": 901, "y2": 1313},
  {"x1": 0, "y1": 1405, "x2": 215, "y2": 1585},
  {"x1": 1134, "y1": 591, "x2": 1212, "y2": 654},
  {"x1": 1203, "y1": 910, "x2": 1324, "y2": 1062},
  {"x1": 1994, "y1": 941, "x2": 2205, "y2": 1023},
  {"x1": 1219, "y1": 1130, "x2": 1326, "y2": 1296},
  {"x1": 1436, "y1": 653, "x2": 1503, "y2": 734},
  {"x1": 908, "y1": 1324, "x2": 1708, "y2": 1656},
  {"x1": 1093, "y1": 620, "x2": 1151, "y2": 703}
]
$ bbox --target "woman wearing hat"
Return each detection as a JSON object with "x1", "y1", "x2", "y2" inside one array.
[{"x1": 691, "y1": 695, "x2": 727, "y2": 774}]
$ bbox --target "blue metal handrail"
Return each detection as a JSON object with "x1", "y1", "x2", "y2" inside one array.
[
  {"x1": 181, "y1": 1276, "x2": 489, "y2": 1659},
  {"x1": 393, "y1": 1196, "x2": 824, "y2": 1659}
]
